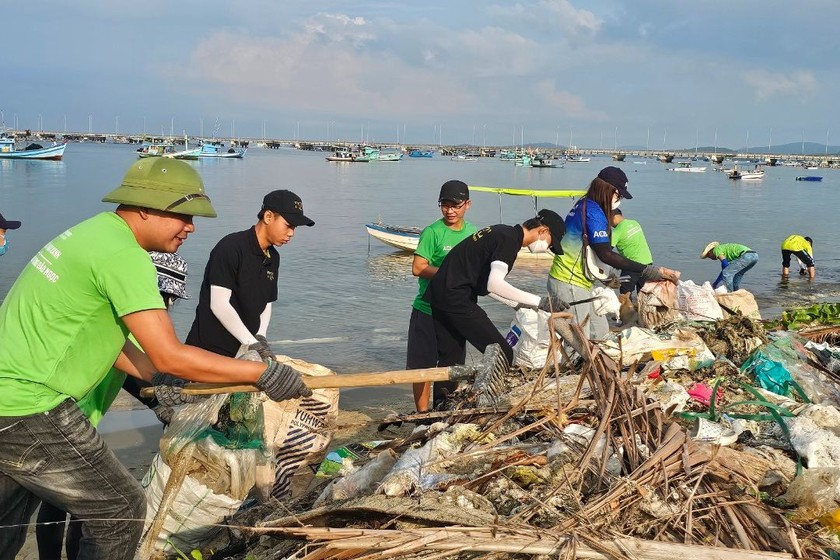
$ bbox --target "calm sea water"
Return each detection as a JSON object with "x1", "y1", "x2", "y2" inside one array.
[{"x1": 2, "y1": 143, "x2": 839, "y2": 376}]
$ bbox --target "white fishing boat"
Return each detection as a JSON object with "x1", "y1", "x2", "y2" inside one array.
[
  {"x1": 667, "y1": 161, "x2": 707, "y2": 173},
  {"x1": 566, "y1": 155, "x2": 590, "y2": 163},
  {"x1": 741, "y1": 170, "x2": 765, "y2": 180},
  {"x1": 0, "y1": 135, "x2": 67, "y2": 160},
  {"x1": 366, "y1": 186, "x2": 586, "y2": 260},
  {"x1": 326, "y1": 150, "x2": 366, "y2": 162},
  {"x1": 137, "y1": 141, "x2": 201, "y2": 160}
]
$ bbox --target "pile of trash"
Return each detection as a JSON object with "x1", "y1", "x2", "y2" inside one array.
[{"x1": 150, "y1": 284, "x2": 840, "y2": 559}]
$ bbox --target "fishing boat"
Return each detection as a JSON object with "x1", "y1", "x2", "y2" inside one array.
[
  {"x1": 530, "y1": 155, "x2": 563, "y2": 168},
  {"x1": 365, "y1": 186, "x2": 586, "y2": 260},
  {"x1": 658, "y1": 154, "x2": 674, "y2": 163},
  {"x1": 741, "y1": 166, "x2": 765, "y2": 180},
  {"x1": 0, "y1": 135, "x2": 67, "y2": 160},
  {"x1": 451, "y1": 154, "x2": 476, "y2": 161},
  {"x1": 325, "y1": 150, "x2": 366, "y2": 162},
  {"x1": 796, "y1": 176, "x2": 823, "y2": 182},
  {"x1": 199, "y1": 143, "x2": 246, "y2": 159},
  {"x1": 408, "y1": 149, "x2": 433, "y2": 158},
  {"x1": 566, "y1": 155, "x2": 590, "y2": 163},
  {"x1": 668, "y1": 161, "x2": 707, "y2": 173},
  {"x1": 137, "y1": 142, "x2": 201, "y2": 160},
  {"x1": 364, "y1": 222, "x2": 422, "y2": 252},
  {"x1": 375, "y1": 152, "x2": 403, "y2": 162}
]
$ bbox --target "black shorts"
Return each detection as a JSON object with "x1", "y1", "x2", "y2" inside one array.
[
  {"x1": 781, "y1": 249, "x2": 814, "y2": 268},
  {"x1": 407, "y1": 307, "x2": 450, "y2": 369}
]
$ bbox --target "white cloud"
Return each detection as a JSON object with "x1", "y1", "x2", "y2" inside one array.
[
  {"x1": 533, "y1": 79, "x2": 606, "y2": 120},
  {"x1": 743, "y1": 70, "x2": 818, "y2": 101}
]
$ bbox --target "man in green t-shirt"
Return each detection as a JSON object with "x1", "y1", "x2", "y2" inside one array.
[
  {"x1": 407, "y1": 180, "x2": 476, "y2": 412},
  {"x1": 700, "y1": 241, "x2": 759, "y2": 291},
  {"x1": 0, "y1": 159, "x2": 312, "y2": 560},
  {"x1": 611, "y1": 210, "x2": 653, "y2": 296}
]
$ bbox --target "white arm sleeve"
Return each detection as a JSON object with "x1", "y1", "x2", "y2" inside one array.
[
  {"x1": 486, "y1": 260, "x2": 541, "y2": 308},
  {"x1": 257, "y1": 302, "x2": 272, "y2": 337},
  {"x1": 209, "y1": 285, "x2": 258, "y2": 345}
]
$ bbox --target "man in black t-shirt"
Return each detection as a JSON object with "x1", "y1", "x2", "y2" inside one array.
[
  {"x1": 186, "y1": 190, "x2": 314, "y2": 358},
  {"x1": 425, "y1": 209, "x2": 568, "y2": 406}
]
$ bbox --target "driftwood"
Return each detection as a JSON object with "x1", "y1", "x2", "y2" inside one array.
[{"x1": 248, "y1": 526, "x2": 794, "y2": 559}]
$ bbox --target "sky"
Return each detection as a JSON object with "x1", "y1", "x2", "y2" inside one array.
[{"x1": 6, "y1": 1, "x2": 840, "y2": 150}]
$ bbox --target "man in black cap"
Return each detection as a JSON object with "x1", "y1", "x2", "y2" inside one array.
[
  {"x1": 425, "y1": 210, "x2": 569, "y2": 405},
  {"x1": 407, "y1": 180, "x2": 476, "y2": 412},
  {"x1": 186, "y1": 189, "x2": 315, "y2": 359},
  {"x1": 0, "y1": 211, "x2": 21, "y2": 257}
]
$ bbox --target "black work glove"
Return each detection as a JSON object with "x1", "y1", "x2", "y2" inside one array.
[
  {"x1": 152, "y1": 404, "x2": 175, "y2": 426},
  {"x1": 248, "y1": 335, "x2": 275, "y2": 362},
  {"x1": 640, "y1": 264, "x2": 665, "y2": 282},
  {"x1": 256, "y1": 361, "x2": 313, "y2": 402},
  {"x1": 538, "y1": 295, "x2": 570, "y2": 313},
  {"x1": 151, "y1": 372, "x2": 196, "y2": 407}
]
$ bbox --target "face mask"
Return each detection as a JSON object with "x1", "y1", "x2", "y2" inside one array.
[
  {"x1": 612, "y1": 198, "x2": 621, "y2": 210},
  {"x1": 0, "y1": 238, "x2": 8, "y2": 257},
  {"x1": 528, "y1": 237, "x2": 549, "y2": 254}
]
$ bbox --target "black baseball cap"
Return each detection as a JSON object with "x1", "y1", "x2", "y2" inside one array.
[
  {"x1": 438, "y1": 180, "x2": 470, "y2": 203},
  {"x1": 537, "y1": 209, "x2": 565, "y2": 255},
  {"x1": 0, "y1": 212, "x2": 21, "y2": 230},
  {"x1": 597, "y1": 166, "x2": 632, "y2": 199},
  {"x1": 261, "y1": 190, "x2": 314, "y2": 227}
]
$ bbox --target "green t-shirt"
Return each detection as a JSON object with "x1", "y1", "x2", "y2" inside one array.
[
  {"x1": 78, "y1": 369, "x2": 127, "y2": 426},
  {"x1": 712, "y1": 243, "x2": 751, "y2": 261},
  {"x1": 411, "y1": 219, "x2": 476, "y2": 315},
  {"x1": 612, "y1": 219, "x2": 652, "y2": 265},
  {"x1": 0, "y1": 212, "x2": 165, "y2": 416}
]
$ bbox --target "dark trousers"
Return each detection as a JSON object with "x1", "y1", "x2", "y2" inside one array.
[
  {"x1": 619, "y1": 270, "x2": 645, "y2": 295},
  {"x1": 431, "y1": 302, "x2": 513, "y2": 406},
  {"x1": 0, "y1": 400, "x2": 146, "y2": 560}
]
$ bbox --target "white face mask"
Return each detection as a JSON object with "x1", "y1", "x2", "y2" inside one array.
[
  {"x1": 527, "y1": 236, "x2": 549, "y2": 254},
  {"x1": 612, "y1": 198, "x2": 621, "y2": 210}
]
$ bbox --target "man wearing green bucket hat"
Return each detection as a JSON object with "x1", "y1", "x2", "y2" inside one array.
[{"x1": 0, "y1": 158, "x2": 313, "y2": 560}]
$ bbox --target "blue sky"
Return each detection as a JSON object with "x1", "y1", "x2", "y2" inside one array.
[{"x1": 6, "y1": 1, "x2": 838, "y2": 149}]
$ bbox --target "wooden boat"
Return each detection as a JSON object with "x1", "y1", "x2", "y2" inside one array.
[
  {"x1": 199, "y1": 143, "x2": 246, "y2": 159},
  {"x1": 366, "y1": 186, "x2": 586, "y2": 260},
  {"x1": 408, "y1": 149, "x2": 433, "y2": 158},
  {"x1": 0, "y1": 136, "x2": 66, "y2": 160},
  {"x1": 658, "y1": 154, "x2": 674, "y2": 163},
  {"x1": 668, "y1": 161, "x2": 707, "y2": 173},
  {"x1": 326, "y1": 150, "x2": 366, "y2": 162},
  {"x1": 796, "y1": 176, "x2": 823, "y2": 182},
  {"x1": 137, "y1": 142, "x2": 201, "y2": 160},
  {"x1": 530, "y1": 156, "x2": 563, "y2": 168},
  {"x1": 375, "y1": 152, "x2": 403, "y2": 162},
  {"x1": 566, "y1": 155, "x2": 590, "y2": 163},
  {"x1": 741, "y1": 167, "x2": 765, "y2": 180}
]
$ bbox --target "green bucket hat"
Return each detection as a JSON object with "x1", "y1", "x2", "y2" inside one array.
[{"x1": 102, "y1": 158, "x2": 217, "y2": 217}]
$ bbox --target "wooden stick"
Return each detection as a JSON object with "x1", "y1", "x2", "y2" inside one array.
[{"x1": 140, "y1": 366, "x2": 463, "y2": 397}]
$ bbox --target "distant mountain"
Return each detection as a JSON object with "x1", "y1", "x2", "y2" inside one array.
[{"x1": 488, "y1": 141, "x2": 839, "y2": 155}]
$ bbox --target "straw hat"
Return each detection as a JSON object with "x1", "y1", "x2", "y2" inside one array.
[{"x1": 700, "y1": 241, "x2": 719, "y2": 258}]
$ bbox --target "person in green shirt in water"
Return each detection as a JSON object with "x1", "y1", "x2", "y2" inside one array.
[
  {"x1": 610, "y1": 209, "x2": 652, "y2": 297},
  {"x1": 35, "y1": 251, "x2": 190, "y2": 560},
  {"x1": 701, "y1": 241, "x2": 759, "y2": 291},
  {"x1": 407, "y1": 180, "x2": 477, "y2": 412}
]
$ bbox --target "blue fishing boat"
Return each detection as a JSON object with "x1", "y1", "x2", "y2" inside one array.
[
  {"x1": 0, "y1": 135, "x2": 67, "y2": 160},
  {"x1": 408, "y1": 149, "x2": 433, "y2": 158},
  {"x1": 199, "y1": 143, "x2": 246, "y2": 159},
  {"x1": 796, "y1": 176, "x2": 823, "y2": 182}
]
